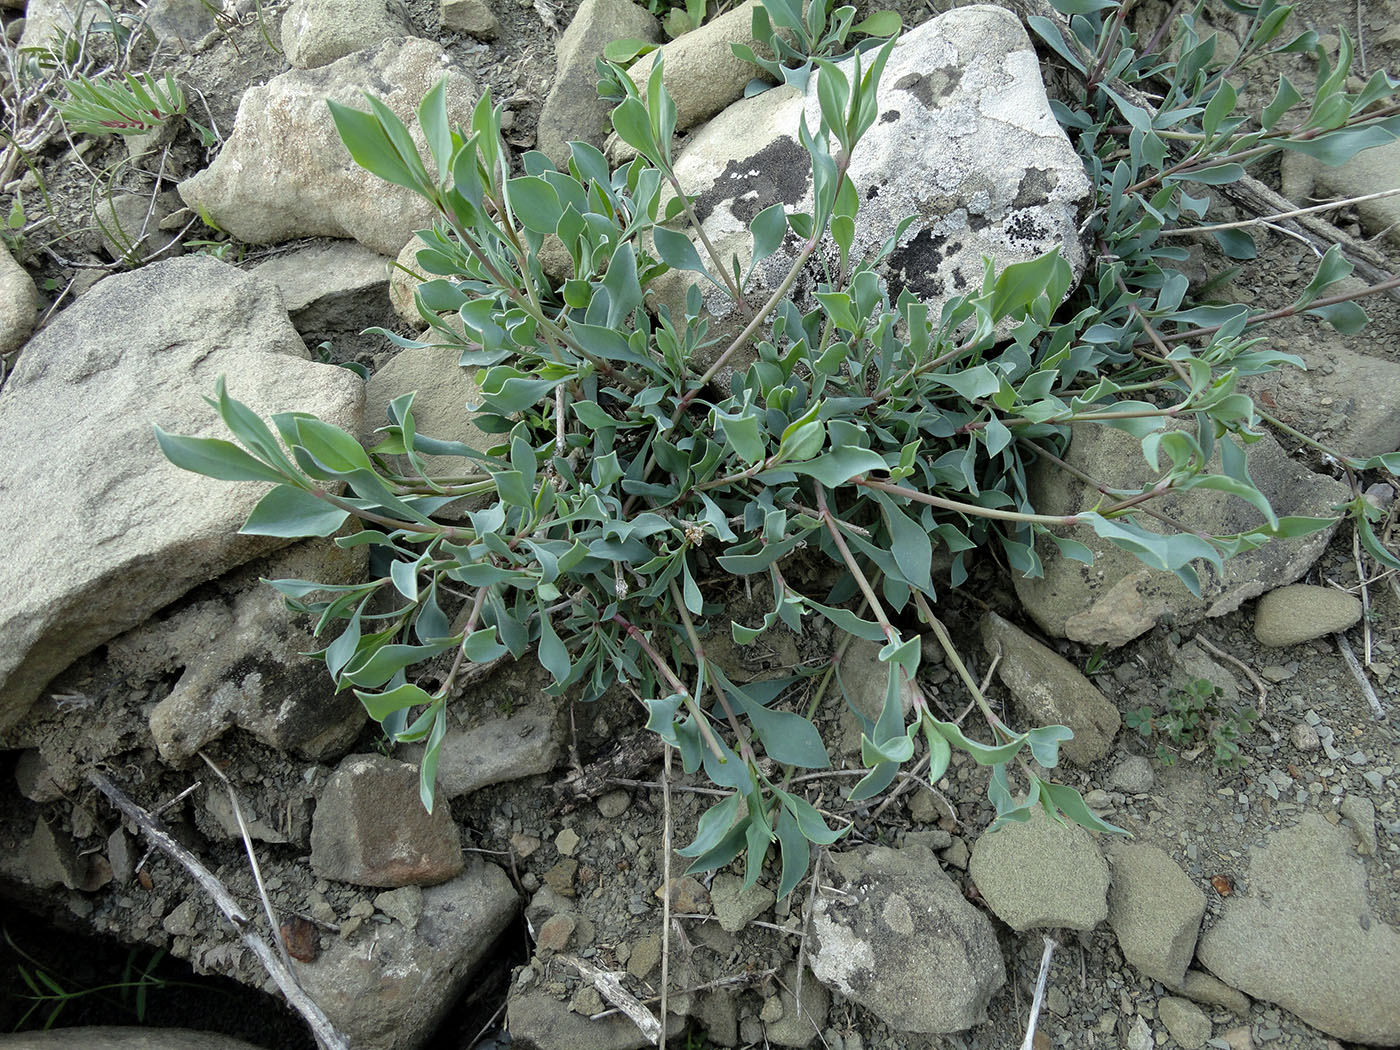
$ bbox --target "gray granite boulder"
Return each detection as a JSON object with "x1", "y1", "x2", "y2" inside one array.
[
  {"x1": 0, "y1": 256, "x2": 364, "y2": 729},
  {"x1": 280, "y1": 0, "x2": 411, "y2": 69}
]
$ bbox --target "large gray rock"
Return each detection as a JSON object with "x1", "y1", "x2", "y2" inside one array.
[
  {"x1": 654, "y1": 5, "x2": 1090, "y2": 375},
  {"x1": 1282, "y1": 139, "x2": 1400, "y2": 248},
  {"x1": 1013, "y1": 425, "x2": 1348, "y2": 648},
  {"x1": 310, "y1": 753, "x2": 465, "y2": 886},
  {"x1": 968, "y1": 808, "x2": 1109, "y2": 932},
  {"x1": 17, "y1": 0, "x2": 90, "y2": 51},
  {"x1": 0, "y1": 1029, "x2": 266, "y2": 1050},
  {"x1": 1197, "y1": 813, "x2": 1400, "y2": 1045},
  {"x1": 296, "y1": 859, "x2": 518, "y2": 1050},
  {"x1": 404, "y1": 700, "x2": 563, "y2": 799},
  {"x1": 536, "y1": 0, "x2": 662, "y2": 165},
  {"x1": 281, "y1": 0, "x2": 411, "y2": 69},
  {"x1": 0, "y1": 256, "x2": 364, "y2": 730},
  {"x1": 808, "y1": 844, "x2": 1005, "y2": 1033},
  {"x1": 0, "y1": 239, "x2": 41, "y2": 355},
  {"x1": 1106, "y1": 843, "x2": 1205, "y2": 987},
  {"x1": 979, "y1": 611, "x2": 1120, "y2": 765},
  {"x1": 180, "y1": 38, "x2": 477, "y2": 255},
  {"x1": 135, "y1": 538, "x2": 369, "y2": 764}
]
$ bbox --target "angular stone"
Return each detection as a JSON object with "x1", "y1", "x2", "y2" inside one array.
[
  {"x1": 179, "y1": 38, "x2": 479, "y2": 256},
  {"x1": 980, "y1": 612, "x2": 1120, "y2": 765},
  {"x1": 0, "y1": 238, "x2": 42, "y2": 355},
  {"x1": 1106, "y1": 843, "x2": 1206, "y2": 987},
  {"x1": 441, "y1": 0, "x2": 498, "y2": 39},
  {"x1": 281, "y1": 0, "x2": 411, "y2": 68},
  {"x1": 1197, "y1": 813, "x2": 1400, "y2": 1045},
  {"x1": 507, "y1": 989, "x2": 684, "y2": 1050},
  {"x1": 252, "y1": 240, "x2": 392, "y2": 335},
  {"x1": 138, "y1": 539, "x2": 369, "y2": 764},
  {"x1": 1253, "y1": 584, "x2": 1362, "y2": 647},
  {"x1": 764, "y1": 962, "x2": 828, "y2": 1048},
  {"x1": 1013, "y1": 425, "x2": 1348, "y2": 647},
  {"x1": 969, "y1": 809, "x2": 1109, "y2": 932},
  {"x1": 0, "y1": 257, "x2": 364, "y2": 729},
  {"x1": 711, "y1": 872, "x2": 775, "y2": 932},
  {"x1": 298, "y1": 859, "x2": 517, "y2": 1050},
  {"x1": 23, "y1": 818, "x2": 86, "y2": 890},
  {"x1": 1158, "y1": 996, "x2": 1211, "y2": 1049},
  {"x1": 1173, "y1": 969, "x2": 1250, "y2": 1016},
  {"x1": 536, "y1": 0, "x2": 661, "y2": 165},
  {"x1": 809, "y1": 844, "x2": 1004, "y2": 1033},
  {"x1": 310, "y1": 754, "x2": 464, "y2": 887}
]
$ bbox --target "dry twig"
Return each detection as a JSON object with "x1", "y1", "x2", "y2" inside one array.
[
  {"x1": 564, "y1": 955, "x2": 662, "y2": 1043},
  {"x1": 1019, "y1": 936, "x2": 1059, "y2": 1050}
]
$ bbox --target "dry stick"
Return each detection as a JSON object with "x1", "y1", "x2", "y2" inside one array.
[
  {"x1": 589, "y1": 967, "x2": 781, "y2": 1019},
  {"x1": 565, "y1": 956, "x2": 662, "y2": 1043},
  {"x1": 792, "y1": 849, "x2": 824, "y2": 1023},
  {"x1": 1019, "y1": 936, "x2": 1059, "y2": 1050},
  {"x1": 1336, "y1": 631, "x2": 1388, "y2": 721},
  {"x1": 198, "y1": 751, "x2": 295, "y2": 975},
  {"x1": 86, "y1": 770, "x2": 350, "y2": 1050},
  {"x1": 1193, "y1": 635, "x2": 1269, "y2": 712},
  {"x1": 1158, "y1": 187, "x2": 1400, "y2": 237},
  {"x1": 657, "y1": 743, "x2": 673, "y2": 1049},
  {"x1": 1352, "y1": 526, "x2": 1374, "y2": 667}
]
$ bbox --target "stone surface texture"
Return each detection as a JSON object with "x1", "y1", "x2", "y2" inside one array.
[
  {"x1": 1282, "y1": 140, "x2": 1400, "y2": 247},
  {"x1": 808, "y1": 844, "x2": 1005, "y2": 1033},
  {"x1": 310, "y1": 754, "x2": 464, "y2": 886},
  {"x1": 0, "y1": 239, "x2": 41, "y2": 355},
  {"x1": 1106, "y1": 843, "x2": 1206, "y2": 987},
  {"x1": 1252, "y1": 584, "x2": 1363, "y2": 647},
  {"x1": 1158, "y1": 996, "x2": 1212, "y2": 1049},
  {"x1": 252, "y1": 240, "x2": 392, "y2": 333},
  {"x1": 536, "y1": 0, "x2": 662, "y2": 165},
  {"x1": 281, "y1": 0, "x2": 411, "y2": 69},
  {"x1": 979, "y1": 611, "x2": 1120, "y2": 765},
  {"x1": 441, "y1": 0, "x2": 499, "y2": 39},
  {"x1": 654, "y1": 5, "x2": 1090, "y2": 377},
  {"x1": 507, "y1": 989, "x2": 685, "y2": 1050},
  {"x1": 405, "y1": 701, "x2": 563, "y2": 799},
  {"x1": 0, "y1": 257, "x2": 364, "y2": 730},
  {"x1": 296, "y1": 859, "x2": 517, "y2": 1050},
  {"x1": 179, "y1": 38, "x2": 477, "y2": 255},
  {"x1": 1196, "y1": 812, "x2": 1400, "y2": 1045},
  {"x1": 0, "y1": 1029, "x2": 267, "y2": 1050},
  {"x1": 968, "y1": 809, "x2": 1109, "y2": 932},
  {"x1": 1013, "y1": 424, "x2": 1348, "y2": 647}
]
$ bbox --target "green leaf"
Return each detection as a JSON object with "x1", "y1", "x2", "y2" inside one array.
[
  {"x1": 774, "y1": 806, "x2": 810, "y2": 898},
  {"x1": 416, "y1": 76, "x2": 452, "y2": 184},
  {"x1": 507, "y1": 175, "x2": 563, "y2": 234},
  {"x1": 750, "y1": 203, "x2": 788, "y2": 266},
  {"x1": 718, "y1": 412, "x2": 766, "y2": 465},
  {"x1": 354, "y1": 682, "x2": 436, "y2": 722},
  {"x1": 154, "y1": 427, "x2": 289, "y2": 484},
  {"x1": 603, "y1": 38, "x2": 657, "y2": 64},
  {"x1": 676, "y1": 791, "x2": 742, "y2": 857},
  {"x1": 652, "y1": 225, "x2": 708, "y2": 274},
  {"x1": 728, "y1": 689, "x2": 830, "y2": 768},
  {"x1": 783, "y1": 446, "x2": 887, "y2": 486},
  {"x1": 611, "y1": 97, "x2": 659, "y2": 163},
  {"x1": 927, "y1": 718, "x2": 1024, "y2": 765},
  {"x1": 1039, "y1": 780, "x2": 1129, "y2": 835},
  {"x1": 602, "y1": 241, "x2": 644, "y2": 327},
  {"x1": 240, "y1": 485, "x2": 350, "y2": 537},
  {"x1": 328, "y1": 100, "x2": 426, "y2": 195},
  {"x1": 851, "y1": 9, "x2": 900, "y2": 35}
]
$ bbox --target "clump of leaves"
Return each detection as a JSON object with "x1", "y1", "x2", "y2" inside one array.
[
  {"x1": 57, "y1": 70, "x2": 186, "y2": 137},
  {"x1": 1125, "y1": 678, "x2": 1258, "y2": 768},
  {"x1": 158, "y1": 0, "x2": 1400, "y2": 898},
  {"x1": 733, "y1": 0, "x2": 900, "y2": 93}
]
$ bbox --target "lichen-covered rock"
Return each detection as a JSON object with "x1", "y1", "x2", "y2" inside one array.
[
  {"x1": 808, "y1": 844, "x2": 1004, "y2": 1033},
  {"x1": 0, "y1": 256, "x2": 364, "y2": 730},
  {"x1": 653, "y1": 5, "x2": 1090, "y2": 377},
  {"x1": 179, "y1": 38, "x2": 478, "y2": 255}
]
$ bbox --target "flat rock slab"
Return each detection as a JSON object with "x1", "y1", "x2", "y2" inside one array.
[
  {"x1": 179, "y1": 37, "x2": 479, "y2": 256},
  {"x1": 297, "y1": 859, "x2": 518, "y2": 1050},
  {"x1": 1013, "y1": 424, "x2": 1348, "y2": 647},
  {"x1": 1196, "y1": 812, "x2": 1400, "y2": 1045},
  {"x1": 0, "y1": 256, "x2": 364, "y2": 730},
  {"x1": 656, "y1": 4, "x2": 1090, "y2": 373},
  {"x1": 809, "y1": 844, "x2": 1005, "y2": 1033},
  {"x1": 1106, "y1": 842, "x2": 1206, "y2": 987},
  {"x1": 251, "y1": 240, "x2": 392, "y2": 334},
  {"x1": 310, "y1": 753, "x2": 464, "y2": 886}
]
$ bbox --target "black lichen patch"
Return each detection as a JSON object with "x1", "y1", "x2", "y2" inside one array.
[
  {"x1": 1004, "y1": 211, "x2": 1050, "y2": 245},
  {"x1": 887, "y1": 227, "x2": 950, "y2": 300},
  {"x1": 879, "y1": 109, "x2": 900, "y2": 124},
  {"x1": 692, "y1": 136, "x2": 810, "y2": 226},
  {"x1": 892, "y1": 65, "x2": 964, "y2": 109},
  {"x1": 1012, "y1": 167, "x2": 1058, "y2": 210}
]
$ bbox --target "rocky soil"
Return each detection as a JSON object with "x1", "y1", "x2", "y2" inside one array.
[{"x1": 1, "y1": 0, "x2": 1399, "y2": 1047}]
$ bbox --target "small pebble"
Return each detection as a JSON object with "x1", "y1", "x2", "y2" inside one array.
[
  {"x1": 596, "y1": 790, "x2": 631, "y2": 819},
  {"x1": 1290, "y1": 723, "x2": 1320, "y2": 751},
  {"x1": 555, "y1": 827, "x2": 580, "y2": 856}
]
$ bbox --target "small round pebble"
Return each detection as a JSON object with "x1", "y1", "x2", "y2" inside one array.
[
  {"x1": 1291, "y1": 722, "x2": 1321, "y2": 751},
  {"x1": 1253, "y1": 585, "x2": 1361, "y2": 647},
  {"x1": 1108, "y1": 755, "x2": 1155, "y2": 794},
  {"x1": 596, "y1": 789, "x2": 631, "y2": 819}
]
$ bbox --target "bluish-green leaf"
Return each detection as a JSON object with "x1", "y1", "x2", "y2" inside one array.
[{"x1": 240, "y1": 485, "x2": 350, "y2": 537}]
